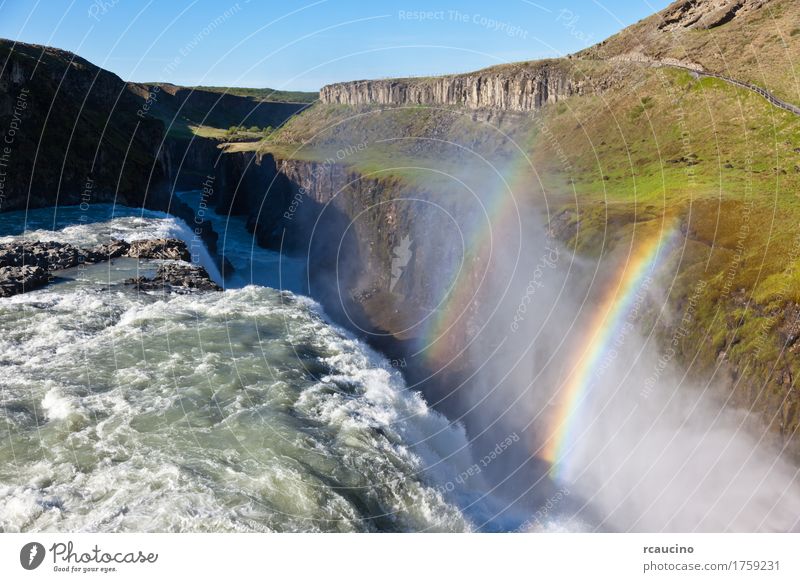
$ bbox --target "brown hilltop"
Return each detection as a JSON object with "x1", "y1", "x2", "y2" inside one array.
[
  {"x1": 658, "y1": 0, "x2": 771, "y2": 31},
  {"x1": 579, "y1": 0, "x2": 799, "y2": 102}
]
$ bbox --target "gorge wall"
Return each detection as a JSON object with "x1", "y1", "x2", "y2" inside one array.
[
  {"x1": 205, "y1": 143, "x2": 800, "y2": 459},
  {"x1": 0, "y1": 39, "x2": 313, "y2": 214},
  {"x1": 127, "y1": 83, "x2": 311, "y2": 134},
  {"x1": 206, "y1": 149, "x2": 479, "y2": 399},
  {"x1": 212, "y1": 151, "x2": 439, "y2": 309},
  {"x1": 319, "y1": 60, "x2": 622, "y2": 111},
  {"x1": 0, "y1": 40, "x2": 168, "y2": 212}
]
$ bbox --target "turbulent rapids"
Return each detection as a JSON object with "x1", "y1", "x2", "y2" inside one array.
[{"x1": 0, "y1": 204, "x2": 480, "y2": 532}]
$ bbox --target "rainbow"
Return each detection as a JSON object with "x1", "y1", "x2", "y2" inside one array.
[
  {"x1": 542, "y1": 223, "x2": 678, "y2": 480},
  {"x1": 410, "y1": 136, "x2": 677, "y2": 481},
  {"x1": 419, "y1": 154, "x2": 533, "y2": 366}
]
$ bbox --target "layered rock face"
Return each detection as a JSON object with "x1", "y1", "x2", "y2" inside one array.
[
  {"x1": 658, "y1": 0, "x2": 770, "y2": 31},
  {"x1": 213, "y1": 152, "x2": 442, "y2": 311},
  {"x1": 214, "y1": 152, "x2": 402, "y2": 301},
  {"x1": 319, "y1": 62, "x2": 604, "y2": 111}
]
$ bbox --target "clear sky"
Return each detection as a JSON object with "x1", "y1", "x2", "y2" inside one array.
[{"x1": 0, "y1": 0, "x2": 670, "y2": 91}]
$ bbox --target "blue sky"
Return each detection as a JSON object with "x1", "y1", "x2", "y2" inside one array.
[{"x1": 0, "y1": 0, "x2": 669, "y2": 91}]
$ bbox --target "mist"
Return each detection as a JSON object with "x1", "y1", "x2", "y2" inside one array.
[{"x1": 389, "y1": 126, "x2": 800, "y2": 532}]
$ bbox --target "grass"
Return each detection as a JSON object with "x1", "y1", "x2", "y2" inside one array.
[
  {"x1": 188, "y1": 125, "x2": 231, "y2": 140},
  {"x1": 525, "y1": 65, "x2": 800, "y2": 428},
  {"x1": 189, "y1": 124, "x2": 274, "y2": 142},
  {"x1": 531, "y1": 68, "x2": 800, "y2": 207}
]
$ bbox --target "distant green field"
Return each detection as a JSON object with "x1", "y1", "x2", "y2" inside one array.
[{"x1": 191, "y1": 86, "x2": 318, "y2": 103}]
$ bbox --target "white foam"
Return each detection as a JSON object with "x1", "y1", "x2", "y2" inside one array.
[
  {"x1": 0, "y1": 265, "x2": 475, "y2": 532},
  {"x1": 41, "y1": 386, "x2": 84, "y2": 421}
]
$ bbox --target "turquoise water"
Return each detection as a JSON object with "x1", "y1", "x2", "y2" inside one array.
[{"x1": 176, "y1": 190, "x2": 306, "y2": 293}]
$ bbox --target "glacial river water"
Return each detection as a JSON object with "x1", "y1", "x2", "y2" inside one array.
[{"x1": 0, "y1": 202, "x2": 488, "y2": 532}]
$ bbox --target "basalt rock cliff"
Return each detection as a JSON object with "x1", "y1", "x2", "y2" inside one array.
[{"x1": 319, "y1": 60, "x2": 625, "y2": 112}]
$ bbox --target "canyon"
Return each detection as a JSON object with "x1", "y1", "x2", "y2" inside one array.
[{"x1": 2, "y1": 0, "x2": 800, "y2": 465}]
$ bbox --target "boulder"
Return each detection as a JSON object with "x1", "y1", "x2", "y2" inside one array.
[
  {"x1": 86, "y1": 238, "x2": 130, "y2": 261},
  {"x1": 0, "y1": 265, "x2": 50, "y2": 297}
]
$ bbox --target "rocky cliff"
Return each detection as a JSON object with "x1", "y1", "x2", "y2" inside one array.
[
  {"x1": 0, "y1": 38, "x2": 314, "y2": 214},
  {"x1": 209, "y1": 146, "x2": 511, "y2": 422},
  {"x1": 159, "y1": 133, "x2": 224, "y2": 191},
  {"x1": 214, "y1": 151, "x2": 417, "y2": 297},
  {"x1": 319, "y1": 60, "x2": 623, "y2": 111},
  {"x1": 214, "y1": 150, "x2": 465, "y2": 310},
  {"x1": 658, "y1": 0, "x2": 770, "y2": 31}
]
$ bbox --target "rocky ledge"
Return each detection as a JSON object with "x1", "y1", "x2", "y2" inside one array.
[
  {"x1": 125, "y1": 263, "x2": 220, "y2": 293},
  {"x1": 0, "y1": 238, "x2": 211, "y2": 297},
  {"x1": 0, "y1": 238, "x2": 190, "y2": 270},
  {"x1": 0, "y1": 241, "x2": 85, "y2": 270}
]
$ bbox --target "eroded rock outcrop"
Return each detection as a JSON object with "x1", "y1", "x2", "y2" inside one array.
[
  {"x1": 658, "y1": 0, "x2": 769, "y2": 31},
  {"x1": 124, "y1": 238, "x2": 191, "y2": 261},
  {"x1": 0, "y1": 241, "x2": 85, "y2": 270},
  {"x1": 125, "y1": 263, "x2": 220, "y2": 293},
  {"x1": 88, "y1": 239, "x2": 131, "y2": 260},
  {"x1": 0, "y1": 265, "x2": 48, "y2": 297},
  {"x1": 0, "y1": 238, "x2": 199, "y2": 297}
]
